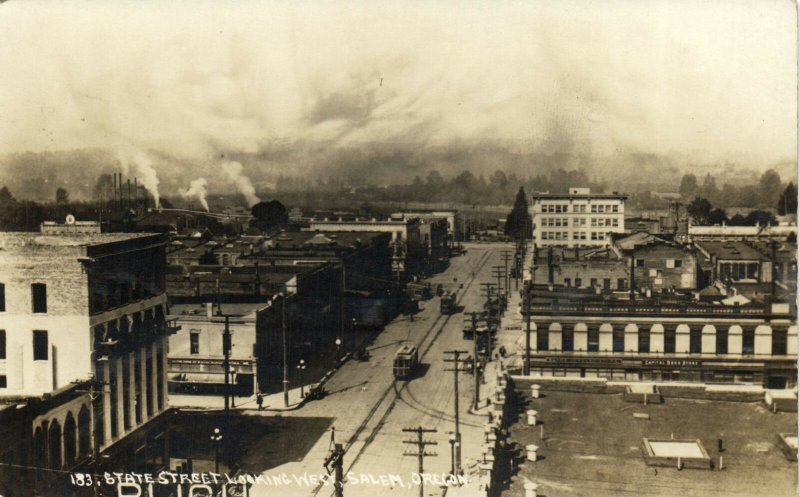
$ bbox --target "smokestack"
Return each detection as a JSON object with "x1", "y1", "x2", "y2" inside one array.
[
  {"x1": 127, "y1": 179, "x2": 131, "y2": 209},
  {"x1": 112, "y1": 172, "x2": 117, "y2": 211}
]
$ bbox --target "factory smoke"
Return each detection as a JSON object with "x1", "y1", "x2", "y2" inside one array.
[
  {"x1": 221, "y1": 161, "x2": 260, "y2": 207},
  {"x1": 0, "y1": 2, "x2": 794, "y2": 200},
  {"x1": 179, "y1": 177, "x2": 209, "y2": 211},
  {"x1": 117, "y1": 150, "x2": 161, "y2": 209}
]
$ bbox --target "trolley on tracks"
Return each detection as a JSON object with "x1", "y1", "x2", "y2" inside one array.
[{"x1": 393, "y1": 345, "x2": 419, "y2": 379}]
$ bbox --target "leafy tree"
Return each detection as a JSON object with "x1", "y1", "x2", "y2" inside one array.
[
  {"x1": 686, "y1": 197, "x2": 712, "y2": 224},
  {"x1": 728, "y1": 213, "x2": 747, "y2": 226},
  {"x1": 777, "y1": 182, "x2": 797, "y2": 216},
  {"x1": 744, "y1": 210, "x2": 776, "y2": 227},
  {"x1": 708, "y1": 208, "x2": 727, "y2": 225},
  {"x1": 250, "y1": 200, "x2": 289, "y2": 231},
  {"x1": 505, "y1": 186, "x2": 532, "y2": 240}
]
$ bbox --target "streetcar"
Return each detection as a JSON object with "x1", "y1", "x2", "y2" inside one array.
[
  {"x1": 440, "y1": 290, "x2": 459, "y2": 315},
  {"x1": 393, "y1": 345, "x2": 419, "y2": 379}
]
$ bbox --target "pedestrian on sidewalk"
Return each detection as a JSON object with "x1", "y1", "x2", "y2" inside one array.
[{"x1": 256, "y1": 393, "x2": 264, "y2": 411}]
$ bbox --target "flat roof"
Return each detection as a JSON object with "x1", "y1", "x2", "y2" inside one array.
[
  {"x1": 505, "y1": 389, "x2": 797, "y2": 497},
  {"x1": 169, "y1": 303, "x2": 267, "y2": 318},
  {"x1": 0, "y1": 232, "x2": 160, "y2": 247},
  {"x1": 696, "y1": 241, "x2": 767, "y2": 261},
  {"x1": 533, "y1": 193, "x2": 628, "y2": 200}
]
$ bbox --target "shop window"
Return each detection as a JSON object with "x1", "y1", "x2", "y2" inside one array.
[
  {"x1": 0, "y1": 375, "x2": 5, "y2": 388},
  {"x1": 190, "y1": 333, "x2": 200, "y2": 355},
  {"x1": 617, "y1": 279, "x2": 626, "y2": 291}
]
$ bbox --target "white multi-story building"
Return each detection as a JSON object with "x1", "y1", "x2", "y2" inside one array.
[
  {"x1": 0, "y1": 228, "x2": 175, "y2": 494},
  {"x1": 531, "y1": 187, "x2": 627, "y2": 247}
]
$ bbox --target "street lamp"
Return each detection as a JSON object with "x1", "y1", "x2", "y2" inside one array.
[
  {"x1": 210, "y1": 428, "x2": 223, "y2": 474},
  {"x1": 335, "y1": 338, "x2": 342, "y2": 362},
  {"x1": 297, "y1": 359, "x2": 306, "y2": 398}
]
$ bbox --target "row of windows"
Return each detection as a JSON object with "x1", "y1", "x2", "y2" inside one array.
[
  {"x1": 540, "y1": 204, "x2": 621, "y2": 213},
  {"x1": 0, "y1": 330, "x2": 47, "y2": 362},
  {"x1": 0, "y1": 283, "x2": 47, "y2": 314},
  {"x1": 535, "y1": 327, "x2": 788, "y2": 355},
  {"x1": 540, "y1": 231, "x2": 613, "y2": 241},
  {"x1": 539, "y1": 217, "x2": 620, "y2": 228},
  {"x1": 563, "y1": 277, "x2": 627, "y2": 290},
  {"x1": 189, "y1": 332, "x2": 231, "y2": 355},
  {"x1": 635, "y1": 258, "x2": 683, "y2": 269}
]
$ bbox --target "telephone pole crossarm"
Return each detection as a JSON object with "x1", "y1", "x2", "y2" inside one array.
[{"x1": 403, "y1": 426, "x2": 438, "y2": 497}]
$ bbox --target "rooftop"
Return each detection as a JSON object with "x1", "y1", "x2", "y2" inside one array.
[
  {"x1": 169, "y1": 302, "x2": 268, "y2": 319},
  {"x1": 502, "y1": 389, "x2": 797, "y2": 497},
  {"x1": 696, "y1": 241, "x2": 768, "y2": 261},
  {"x1": 0, "y1": 231, "x2": 162, "y2": 248}
]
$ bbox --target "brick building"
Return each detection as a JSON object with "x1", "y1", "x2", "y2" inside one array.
[
  {"x1": 520, "y1": 285, "x2": 797, "y2": 388},
  {"x1": 533, "y1": 233, "x2": 698, "y2": 293},
  {"x1": 0, "y1": 230, "x2": 174, "y2": 495}
]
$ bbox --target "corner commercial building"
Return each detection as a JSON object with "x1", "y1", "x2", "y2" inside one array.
[{"x1": 0, "y1": 230, "x2": 175, "y2": 495}]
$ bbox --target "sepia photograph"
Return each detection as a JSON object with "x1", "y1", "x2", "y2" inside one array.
[{"x1": 0, "y1": 1, "x2": 797, "y2": 496}]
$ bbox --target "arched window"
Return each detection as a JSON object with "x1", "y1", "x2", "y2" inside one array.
[
  {"x1": 48, "y1": 420, "x2": 62, "y2": 469},
  {"x1": 63, "y1": 413, "x2": 77, "y2": 466},
  {"x1": 78, "y1": 406, "x2": 91, "y2": 457}
]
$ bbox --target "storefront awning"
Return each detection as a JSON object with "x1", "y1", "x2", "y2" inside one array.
[{"x1": 170, "y1": 372, "x2": 237, "y2": 384}]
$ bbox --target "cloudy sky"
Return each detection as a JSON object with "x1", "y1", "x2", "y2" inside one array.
[{"x1": 0, "y1": 0, "x2": 796, "y2": 191}]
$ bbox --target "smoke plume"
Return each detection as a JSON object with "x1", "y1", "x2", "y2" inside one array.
[
  {"x1": 180, "y1": 177, "x2": 209, "y2": 211},
  {"x1": 221, "y1": 161, "x2": 260, "y2": 207},
  {"x1": 118, "y1": 150, "x2": 161, "y2": 208}
]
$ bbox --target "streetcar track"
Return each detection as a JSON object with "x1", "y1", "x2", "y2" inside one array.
[{"x1": 309, "y1": 247, "x2": 494, "y2": 497}]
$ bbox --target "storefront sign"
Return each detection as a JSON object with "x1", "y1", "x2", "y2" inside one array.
[
  {"x1": 641, "y1": 359, "x2": 701, "y2": 367},
  {"x1": 544, "y1": 356, "x2": 623, "y2": 366}
]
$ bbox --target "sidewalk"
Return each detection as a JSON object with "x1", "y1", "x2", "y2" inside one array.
[{"x1": 450, "y1": 244, "x2": 532, "y2": 496}]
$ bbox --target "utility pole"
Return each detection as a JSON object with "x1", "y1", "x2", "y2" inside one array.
[
  {"x1": 524, "y1": 280, "x2": 531, "y2": 376},
  {"x1": 501, "y1": 250, "x2": 512, "y2": 294},
  {"x1": 340, "y1": 258, "x2": 346, "y2": 355},
  {"x1": 444, "y1": 350, "x2": 468, "y2": 474},
  {"x1": 282, "y1": 294, "x2": 289, "y2": 407},
  {"x1": 324, "y1": 443, "x2": 346, "y2": 497},
  {"x1": 491, "y1": 266, "x2": 505, "y2": 296},
  {"x1": 402, "y1": 426, "x2": 438, "y2": 497},
  {"x1": 223, "y1": 315, "x2": 231, "y2": 416},
  {"x1": 464, "y1": 312, "x2": 482, "y2": 411}
]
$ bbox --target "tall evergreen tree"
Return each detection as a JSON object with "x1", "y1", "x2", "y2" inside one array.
[{"x1": 505, "y1": 186, "x2": 532, "y2": 240}]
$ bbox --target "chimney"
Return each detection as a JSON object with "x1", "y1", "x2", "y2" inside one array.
[{"x1": 206, "y1": 302, "x2": 213, "y2": 318}]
